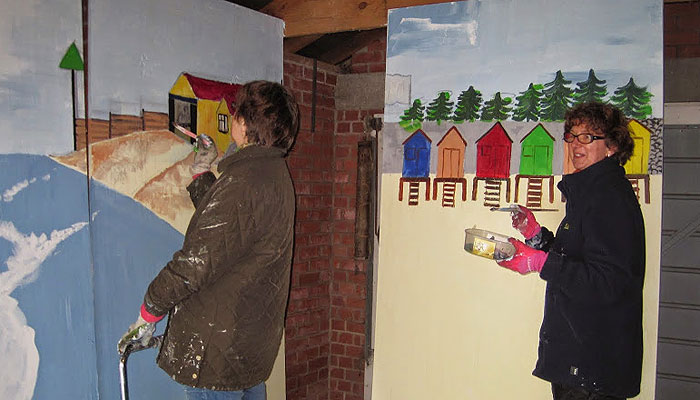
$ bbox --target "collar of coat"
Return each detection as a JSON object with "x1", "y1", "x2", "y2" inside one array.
[
  {"x1": 217, "y1": 144, "x2": 287, "y2": 173},
  {"x1": 558, "y1": 156, "x2": 624, "y2": 198}
]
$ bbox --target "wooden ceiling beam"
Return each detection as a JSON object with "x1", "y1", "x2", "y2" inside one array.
[
  {"x1": 284, "y1": 34, "x2": 324, "y2": 53},
  {"x1": 318, "y1": 28, "x2": 387, "y2": 65},
  {"x1": 261, "y1": 0, "x2": 455, "y2": 38}
]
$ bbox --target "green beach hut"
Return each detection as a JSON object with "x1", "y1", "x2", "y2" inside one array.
[{"x1": 519, "y1": 123, "x2": 554, "y2": 176}]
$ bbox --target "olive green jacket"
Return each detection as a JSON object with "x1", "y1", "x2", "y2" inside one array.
[{"x1": 144, "y1": 145, "x2": 295, "y2": 390}]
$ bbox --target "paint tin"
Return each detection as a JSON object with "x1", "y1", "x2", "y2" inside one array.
[{"x1": 464, "y1": 228, "x2": 516, "y2": 261}]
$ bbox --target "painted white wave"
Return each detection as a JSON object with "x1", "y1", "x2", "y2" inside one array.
[{"x1": 0, "y1": 220, "x2": 88, "y2": 400}]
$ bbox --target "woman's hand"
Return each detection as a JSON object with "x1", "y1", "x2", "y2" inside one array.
[
  {"x1": 497, "y1": 238, "x2": 548, "y2": 275},
  {"x1": 511, "y1": 205, "x2": 541, "y2": 240},
  {"x1": 191, "y1": 134, "x2": 218, "y2": 177}
]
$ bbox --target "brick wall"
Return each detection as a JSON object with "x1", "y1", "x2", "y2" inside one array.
[
  {"x1": 329, "y1": 37, "x2": 386, "y2": 400},
  {"x1": 665, "y1": 1, "x2": 700, "y2": 58},
  {"x1": 284, "y1": 37, "x2": 386, "y2": 400},
  {"x1": 284, "y1": 53, "x2": 338, "y2": 400},
  {"x1": 329, "y1": 109, "x2": 380, "y2": 400},
  {"x1": 347, "y1": 39, "x2": 387, "y2": 74}
]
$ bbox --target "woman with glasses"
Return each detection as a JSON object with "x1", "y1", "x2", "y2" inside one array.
[{"x1": 497, "y1": 102, "x2": 646, "y2": 400}]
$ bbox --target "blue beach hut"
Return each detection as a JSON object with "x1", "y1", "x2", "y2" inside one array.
[{"x1": 402, "y1": 129, "x2": 432, "y2": 177}]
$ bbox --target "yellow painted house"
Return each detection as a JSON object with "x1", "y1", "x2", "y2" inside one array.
[
  {"x1": 169, "y1": 73, "x2": 241, "y2": 152},
  {"x1": 624, "y1": 119, "x2": 651, "y2": 175}
]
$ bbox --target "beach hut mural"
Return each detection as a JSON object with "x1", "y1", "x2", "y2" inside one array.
[
  {"x1": 514, "y1": 123, "x2": 556, "y2": 209},
  {"x1": 472, "y1": 122, "x2": 512, "y2": 207},
  {"x1": 625, "y1": 119, "x2": 652, "y2": 203},
  {"x1": 169, "y1": 72, "x2": 241, "y2": 152},
  {"x1": 399, "y1": 129, "x2": 432, "y2": 206},
  {"x1": 433, "y1": 126, "x2": 467, "y2": 207}
]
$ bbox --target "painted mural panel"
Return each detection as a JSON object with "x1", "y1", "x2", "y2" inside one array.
[
  {"x1": 375, "y1": 1, "x2": 662, "y2": 399},
  {"x1": 0, "y1": 0, "x2": 285, "y2": 399},
  {"x1": 0, "y1": 156, "x2": 94, "y2": 400},
  {"x1": 89, "y1": 0, "x2": 282, "y2": 120},
  {"x1": 0, "y1": 0, "x2": 82, "y2": 154}
]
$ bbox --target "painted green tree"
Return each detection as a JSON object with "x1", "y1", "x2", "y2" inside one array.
[
  {"x1": 59, "y1": 42, "x2": 84, "y2": 151},
  {"x1": 512, "y1": 83, "x2": 543, "y2": 122},
  {"x1": 540, "y1": 70, "x2": 574, "y2": 121},
  {"x1": 573, "y1": 69, "x2": 607, "y2": 105},
  {"x1": 480, "y1": 92, "x2": 512, "y2": 121},
  {"x1": 611, "y1": 77, "x2": 653, "y2": 119},
  {"x1": 426, "y1": 91, "x2": 454, "y2": 125},
  {"x1": 399, "y1": 99, "x2": 426, "y2": 131},
  {"x1": 452, "y1": 86, "x2": 483, "y2": 123}
]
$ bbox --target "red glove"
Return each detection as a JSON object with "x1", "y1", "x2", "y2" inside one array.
[
  {"x1": 497, "y1": 238, "x2": 547, "y2": 275},
  {"x1": 511, "y1": 205, "x2": 540, "y2": 240}
]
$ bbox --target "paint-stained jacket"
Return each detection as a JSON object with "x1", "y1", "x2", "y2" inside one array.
[
  {"x1": 144, "y1": 145, "x2": 295, "y2": 390},
  {"x1": 532, "y1": 157, "x2": 645, "y2": 398}
]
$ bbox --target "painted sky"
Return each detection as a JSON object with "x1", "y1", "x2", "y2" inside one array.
[
  {"x1": 0, "y1": 0, "x2": 283, "y2": 155},
  {"x1": 0, "y1": 0, "x2": 81, "y2": 154},
  {"x1": 89, "y1": 0, "x2": 283, "y2": 119},
  {"x1": 385, "y1": 0, "x2": 663, "y2": 121}
]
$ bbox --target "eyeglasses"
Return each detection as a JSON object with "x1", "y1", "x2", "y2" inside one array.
[{"x1": 563, "y1": 131, "x2": 606, "y2": 144}]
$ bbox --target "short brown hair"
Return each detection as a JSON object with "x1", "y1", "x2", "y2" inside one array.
[
  {"x1": 234, "y1": 81, "x2": 300, "y2": 153},
  {"x1": 564, "y1": 102, "x2": 634, "y2": 165}
]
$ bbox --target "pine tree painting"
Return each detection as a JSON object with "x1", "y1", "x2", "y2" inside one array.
[
  {"x1": 426, "y1": 91, "x2": 454, "y2": 125},
  {"x1": 452, "y1": 86, "x2": 483, "y2": 123},
  {"x1": 512, "y1": 83, "x2": 543, "y2": 122},
  {"x1": 480, "y1": 92, "x2": 512, "y2": 121},
  {"x1": 611, "y1": 77, "x2": 653, "y2": 119},
  {"x1": 399, "y1": 99, "x2": 426, "y2": 131},
  {"x1": 540, "y1": 70, "x2": 574, "y2": 121},
  {"x1": 573, "y1": 69, "x2": 607, "y2": 105}
]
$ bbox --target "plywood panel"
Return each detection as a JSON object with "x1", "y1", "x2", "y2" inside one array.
[
  {"x1": 655, "y1": 378, "x2": 700, "y2": 400},
  {"x1": 658, "y1": 307, "x2": 700, "y2": 341},
  {"x1": 657, "y1": 342, "x2": 700, "y2": 377},
  {"x1": 659, "y1": 271, "x2": 700, "y2": 305}
]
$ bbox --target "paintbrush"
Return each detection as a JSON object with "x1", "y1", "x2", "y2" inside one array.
[
  {"x1": 489, "y1": 205, "x2": 520, "y2": 212},
  {"x1": 490, "y1": 205, "x2": 559, "y2": 212},
  {"x1": 174, "y1": 124, "x2": 212, "y2": 147}
]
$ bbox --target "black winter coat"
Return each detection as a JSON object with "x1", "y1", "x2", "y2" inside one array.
[
  {"x1": 533, "y1": 157, "x2": 646, "y2": 398},
  {"x1": 144, "y1": 145, "x2": 295, "y2": 390}
]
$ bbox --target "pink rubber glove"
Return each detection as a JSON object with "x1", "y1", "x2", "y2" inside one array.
[
  {"x1": 511, "y1": 205, "x2": 541, "y2": 240},
  {"x1": 140, "y1": 303, "x2": 164, "y2": 323},
  {"x1": 497, "y1": 238, "x2": 548, "y2": 275}
]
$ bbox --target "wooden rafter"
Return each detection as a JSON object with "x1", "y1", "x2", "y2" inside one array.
[
  {"x1": 284, "y1": 34, "x2": 325, "y2": 53},
  {"x1": 261, "y1": 0, "x2": 455, "y2": 37},
  {"x1": 315, "y1": 28, "x2": 386, "y2": 64}
]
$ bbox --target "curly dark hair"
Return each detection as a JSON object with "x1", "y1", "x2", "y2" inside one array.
[
  {"x1": 234, "y1": 81, "x2": 300, "y2": 154},
  {"x1": 564, "y1": 102, "x2": 634, "y2": 165}
]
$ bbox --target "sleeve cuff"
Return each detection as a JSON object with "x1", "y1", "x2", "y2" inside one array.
[
  {"x1": 192, "y1": 171, "x2": 209, "y2": 180},
  {"x1": 140, "y1": 303, "x2": 165, "y2": 323},
  {"x1": 539, "y1": 251, "x2": 563, "y2": 282}
]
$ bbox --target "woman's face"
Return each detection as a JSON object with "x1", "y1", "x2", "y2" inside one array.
[
  {"x1": 568, "y1": 123, "x2": 615, "y2": 171},
  {"x1": 230, "y1": 115, "x2": 248, "y2": 146}
]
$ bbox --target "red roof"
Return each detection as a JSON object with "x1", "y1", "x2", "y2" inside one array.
[{"x1": 183, "y1": 73, "x2": 241, "y2": 106}]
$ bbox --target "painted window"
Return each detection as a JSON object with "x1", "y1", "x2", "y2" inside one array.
[
  {"x1": 218, "y1": 114, "x2": 228, "y2": 133},
  {"x1": 405, "y1": 148, "x2": 417, "y2": 160}
]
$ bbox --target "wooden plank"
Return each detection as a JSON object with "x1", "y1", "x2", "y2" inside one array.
[
  {"x1": 386, "y1": 0, "x2": 454, "y2": 9},
  {"x1": 262, "y1": 0, "x2": 456, "y2": 37},
  {"x1": 284, "y1": 34, "x2": 324, "y2": 53},
  {"x1": 263, "y1": 0, "x2": 385, "y2": 37},
  {"x1": 319, "y1": 28, "x2": 387, "y2": 64},
  {"x1": 265, "y1": 0, "x2": 679, "y2": 38}
]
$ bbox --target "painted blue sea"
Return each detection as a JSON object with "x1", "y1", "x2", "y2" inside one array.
[{"x1": 0, "y1": 154, "x2": 185, "y2": 399}]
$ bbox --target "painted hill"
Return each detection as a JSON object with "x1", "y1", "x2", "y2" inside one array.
[{"x1": 51, "y1": 130, "x2": 204, "y2": 233}]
